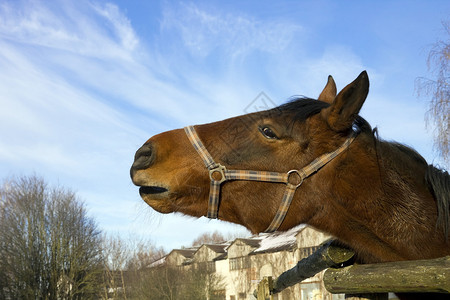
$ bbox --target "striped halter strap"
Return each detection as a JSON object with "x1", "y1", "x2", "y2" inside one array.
[{"x1": 184, "y1": 125, "x2": 358, "y2": 233}]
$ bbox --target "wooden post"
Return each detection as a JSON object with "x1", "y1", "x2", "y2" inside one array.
[
  {"x1": 324, "y1": 256, "x2": 450, "y2": 294},
  {"x1": 271, "y1": 240, "x2": 354, "y2": 294},
  {"x1": 256, "y1": 276, "x2": 273, "y2": 300}
]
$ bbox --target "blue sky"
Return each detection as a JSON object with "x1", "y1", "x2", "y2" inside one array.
[{"x1": 0, "y1": 0, "x2": 448, "y2": 251}]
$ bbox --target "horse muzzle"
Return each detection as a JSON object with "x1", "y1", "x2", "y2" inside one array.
[
  {"x1": 130, "y1": 141, "x2": 168, "y2": 196},
  {"x1": 131, "y1": 142, "x2": 154, "y2": 174}
]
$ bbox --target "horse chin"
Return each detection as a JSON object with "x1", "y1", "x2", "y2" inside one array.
[
  {"x1": 139, "y1": 186, "x2": 174, "y2": 213},
  {"x1": 144, "y1": 200, "x2": 173, "y2": 214}
]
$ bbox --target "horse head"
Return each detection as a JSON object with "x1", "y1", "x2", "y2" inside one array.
[{"x1": 130, "y1": 72, "x2": 369, "y2": 233}]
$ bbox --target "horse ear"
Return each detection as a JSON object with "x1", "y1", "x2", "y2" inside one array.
[
  {"x1": 321, "y1": 71, "x2": 369, "y2": 132},
  {"x1": 318, "y1": 75, "x2": 337, "y2": 104}
]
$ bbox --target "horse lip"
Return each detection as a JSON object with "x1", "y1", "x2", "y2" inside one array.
[{"x1": 139, "y1": 186, "x2": 169, "y2": 196}]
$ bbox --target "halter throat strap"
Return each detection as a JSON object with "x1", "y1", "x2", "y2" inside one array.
[{"x1": 184, "y1": 125, "x2": 358, "y2": 233}]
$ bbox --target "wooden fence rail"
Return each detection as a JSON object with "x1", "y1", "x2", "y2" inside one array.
[
  {"x1": 324, "y1": 256, "x2": 450, "y2": 294},
  {"x1": 255, "y1": 240, "x2": 450, "y2": 300}
]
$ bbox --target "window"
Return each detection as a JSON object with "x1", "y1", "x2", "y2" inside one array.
[
  {"x1": 207, "y1": 261, "x2": 216, "y2": 272},
  {"x1": 195, "y1": 261, "x2": 216, "y2": 273},
  {"x1": 211, "y1": 289, "x2": 226, "y2": 300},
  {"x1": 229, "y1": 256, "x2": 250, "y2": 270},
  {"x1": 238, "y1": 292, "x2": 246, "y2": 299}
]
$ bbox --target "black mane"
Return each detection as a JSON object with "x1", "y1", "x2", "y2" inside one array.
[
  {"x1": 275, "y1": 97, "x2": 329, "y2": 122},
  {"x1": 426, "y1": 165, "x2": 450, "y2": 239},
  {"x1": 272, "y1": 97, "x2": 372, "y2": 133}
]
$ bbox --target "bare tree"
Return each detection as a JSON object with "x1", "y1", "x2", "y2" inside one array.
[
  {"x1": 124, "y1": 237, "x2": 165, "y2": 271},
  {"x1": 105, "y1": 237, "x2": 225, "y2": 300},
  {"x1": 100, "y1": 234, "x2": 166, "y2": 300},
  {"x1": 127, "y1": 264, "x2": 225, "y2": 300},
  {"x1": 191, "y1": 230, "x2": 248, "y2": 247},
  {"x1": 416, "y1": 21, "x2": 450, "y2": 167},
  {"x1": 101, "y1": 235, "x2": 130, "y2": 300},
  {"x1": 0, "y1": 175, "x2": 103, "y2": 299},
  {"x1": 191, "y1": 231, "x2": 227, "y2": 247}
]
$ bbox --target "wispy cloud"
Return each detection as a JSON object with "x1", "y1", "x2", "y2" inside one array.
[
  {"x1": 160, "y1": 2, "x2": 302, "y2": 59},
  {"x1": 0, "y1": 0, "x2": 139, "y2": 60},
  {"x1": 91, "y1": 2, "x2": 139, "y2": 52}
]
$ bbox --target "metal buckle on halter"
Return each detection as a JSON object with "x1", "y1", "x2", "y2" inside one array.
[
  {"x1": 287, "y1": 170, "x2": 304, "y2": 189},
  {"x1": 209, "y1": 164, "x2": 227, "y2": 184}
]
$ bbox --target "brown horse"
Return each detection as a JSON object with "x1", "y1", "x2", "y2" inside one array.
[{"x1": 130, "y1": 71, "x2": 449, "y2": 266}]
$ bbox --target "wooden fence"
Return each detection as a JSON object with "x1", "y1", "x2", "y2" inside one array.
[{"x1": 255, "y1": 240, "x2": 450, "y2": 300}]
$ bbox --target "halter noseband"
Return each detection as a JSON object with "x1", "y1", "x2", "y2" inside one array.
[{"x1": 184, "y1": 125, "x2": 358, "y2": 233}]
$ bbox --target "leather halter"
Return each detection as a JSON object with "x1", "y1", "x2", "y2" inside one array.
[{"x1": 184, "y1": 125, "x2": 358, "y2": 233}]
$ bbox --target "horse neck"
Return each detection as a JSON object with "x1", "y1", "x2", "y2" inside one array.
[
  {"x1": 327, "y1": 136, "x2": 431, "y2": 213},
  {"x1": 306, "y1": 136, "x2": 445, "y2": 262}
]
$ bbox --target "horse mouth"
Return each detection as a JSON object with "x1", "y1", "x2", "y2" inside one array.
[{"x1": 139, "y1": 186, "x2": 169, "y2": 197}]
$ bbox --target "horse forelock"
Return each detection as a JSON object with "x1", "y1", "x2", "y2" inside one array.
[
  {"x1": 275, "y1": 97, "x2": 330, "y2": 122},
  {"x1": 272, "y1": 97, "x2": 372, "y2": 134}
]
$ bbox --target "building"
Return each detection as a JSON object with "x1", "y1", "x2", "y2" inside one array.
[{"x1": 156, "y1": 225, "x2": 346, "y2": 300}]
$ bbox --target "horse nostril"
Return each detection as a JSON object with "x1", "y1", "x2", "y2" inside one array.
[{"x1": 132, "y1": 142, "x2": 154, "y2": 171}]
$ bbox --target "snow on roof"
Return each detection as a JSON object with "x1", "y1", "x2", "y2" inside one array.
[
  {"x1": 251, "y1": 224, "x2": 306, "y2": 254},
  {"x1": 228, "y1": 238, "x2": 261, "y2": 249},
  {"x1": 203, "y1": 244, "x2": 227, "y2": 253},
  {"x1": 148, "y1": 255, "x2": 166, "y2": 268}
]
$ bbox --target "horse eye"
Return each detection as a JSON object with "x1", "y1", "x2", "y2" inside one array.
[{"x1": 260, "y1": 126, "x2": 278, "y2": 139}]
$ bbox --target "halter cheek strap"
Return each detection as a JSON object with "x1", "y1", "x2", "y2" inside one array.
[{"x1": 184, "y1": 125, "x2": 358, "y2": 233}]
